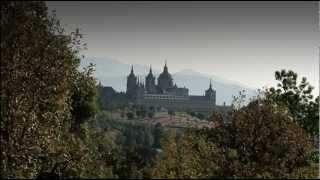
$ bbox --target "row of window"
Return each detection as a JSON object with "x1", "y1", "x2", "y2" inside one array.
[{"x1": 143, "y1": 94, "x2": 189, "y2": 100}]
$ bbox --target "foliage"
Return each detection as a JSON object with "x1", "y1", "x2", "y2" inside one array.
[
  {"x1": 126, "y1": 112, "x2": 134, "y2": 120},
  {"x1": 148, "y1": 111, "x2": 155, "y2": 118},
  {"x1": 151, "y1": 129, "x2": 223, "y2": 178},
  {"x1": 152, "y1": 93, "x2": 318, "y2": 178},
  {"x1": 2, "y1": 1, "x2": 318, "y2": 178},
  {"x1": 195, "y1": 112, "x2": 205, "y2": 120},
  {"x1": 70, "y1": 64, "x2": 97, "y2": 133},
  {"x1": 96, "y1": 85, "x2": 127, "y2": 111},
  {"x1": 136, "y1": 106, "x2": 147, "y2": 119},
  {"x1": 152, "y1": 123, "x2": 163, "y2": 149},
  {"x1": 83, "y1": 111, "x2": 167, "y2": 178},
  {"x1": 265, "y1": 69, "x2": 319, "y2": 136},
  {"x1": 1, "y1": 1, "x2": 97, "y2": 178},
  {"x1": 231, "y1": 99, "x2": 316, "y2": 178}
]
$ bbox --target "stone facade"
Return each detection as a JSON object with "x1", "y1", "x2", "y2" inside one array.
[{"x1": 126, "y1": 62, "x2": 217, "y2": 112}]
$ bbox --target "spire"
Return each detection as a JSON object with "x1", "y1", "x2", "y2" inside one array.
[
  {"x1": 130, "y1": 65, "x2": 134, "y2": 74},
  {"x1": 209, "y1": 78, "x2": 212, "y2": 89},
  {"x1": 163, "y1": 59, "x2": 168, "y2": 72},
  {"x1": 149, "y1": 65, "x2": 152, "y2": 74}
]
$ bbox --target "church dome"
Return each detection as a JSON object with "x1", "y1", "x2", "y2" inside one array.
[
  {"x1": 158, "y1": 62, "x2": 172, "y2": 80},
  {"x1": 157, "y1": 61, "x2": 174, "y2": 92},
  {"x1": 146, "y1": 66, "x2": 155, "y2": 79}
]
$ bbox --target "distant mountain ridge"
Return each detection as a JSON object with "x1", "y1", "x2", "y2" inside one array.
[{"x1": 80, "y1": 56, "x2": 258, "y2": 105}]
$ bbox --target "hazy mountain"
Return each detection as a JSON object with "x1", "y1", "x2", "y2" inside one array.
[
  {"x1": 81, "y1": 57, "x2": 258, "y2": 105},
  {"x1": 79, "y1": 57, "x2": 161, "y2": 77}
]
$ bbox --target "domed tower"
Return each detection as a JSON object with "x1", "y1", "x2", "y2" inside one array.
[
  {"x1": 145, "y1": 66, "x2": 157, "y2": 94},
  {"x1": 157, "y1": 60, "x2": 174, "y2": 93},
  {"x1": 205, "y1": 79, "x2": 216, "y2": 104},
  {"x1": 126, "y1": 65, "x2": 138, "y2": 98}
]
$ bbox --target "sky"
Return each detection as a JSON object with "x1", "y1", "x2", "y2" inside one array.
[{"x1": 47, "y1": 1, "x2": 319, "y2": 95}]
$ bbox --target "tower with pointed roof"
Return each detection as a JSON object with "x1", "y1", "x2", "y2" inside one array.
[
  {"x1": 157, "y1": 60, "x2": 174, "y2": 93},
  {"x1": 126, "y1": 65, "x2": 138, "y2": 98},
  {"x1": 205, "y1": 79, "x2": 216, "y2": 103},
  {"x1": 145, "y1": 65, "x2": 157, "y2": 94},
  {"x1": 124, "y1": 61, "x2": 220, "y2": 111}
]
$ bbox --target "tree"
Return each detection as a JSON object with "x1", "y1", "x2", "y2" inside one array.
[
  {"x1": 196, "y1": 112, "x2": 205, "y2": 120},
  {"x1": 148, "y1": 106, "x2": 156, "y2": 118},
  {"x1": 152, "y1": 91, "x2": 318, "y2": 178},
  {"x1": 1, "y1": 2, "x2": 96, "y2": 178},
  {"x1": 135, "y1": 109, "x2": 141, "y2": 118},
  {"x1": 203, "y1": 96, "x2": 318, "y2": 178},
  {"x1": 209, "y1": 111, "x2": 224, "y2": 128},
  {"x1": 265, "y1": 69, "x2": 319, "y2": 136},
  {"x1": 168, "y1": 110, "x2": 175, "y2": 120},
  {"x1": 70, "y1": 64, "x2": 98, "y2": 134},
  {"x1": 126, "y1": 112, "x2": 134, "y2": 120},
  {"x1": 149, "y1": 106, "x2": 155, "y2": 112},
  {"x1": 234, "y1": 99, "x2": 316, "y2": 178},
  {"x1": 148, "y1": 111, "x2": 155, "y2": 118},
  {"x1": 156, "y1": 106, "x2": 161, "y2": 111},
  {"x1": 151, "y1": 129, "x2": 222, "y2": 178},
  {"x1": 140, "y1": 107, "x2": 147, "y2": 119},
  {"x1": 152, "y1": 123, "x2": 163, "y2": 149}
]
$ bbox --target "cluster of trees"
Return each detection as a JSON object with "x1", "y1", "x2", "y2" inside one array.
[
  {"x1": 96, "y1": 84, "x2": 127, "y2": 111},
  {"x1": 123, "y1": 105, "x2": 156, "y2": 120},
  {"x1": 152, "y1": 98, "x2": 318, "y2": 178},
  {"x1": 1, "y1": 2, "x2": 97, "y2": 177},
  {"x1": 150, "y1": 71, "x2": 319, "y2": 178},
  {"x1": 1, "y1": 1, "x2": 318, "y2": 178},
  {"x1": 187, "y1": 111, "x2": 206, "y2": 120}
]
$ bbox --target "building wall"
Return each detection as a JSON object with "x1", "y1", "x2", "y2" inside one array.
[
  {"x1": 126, "y1": 64, "x2": 221, "y2": 112},
  {"x1": 136, "y1": 94, "x2": 216, "y2": 112}
]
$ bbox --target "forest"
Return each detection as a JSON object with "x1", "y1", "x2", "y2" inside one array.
[{"x1": 1, "y1": 2, "x2": 319, "y2": 178}]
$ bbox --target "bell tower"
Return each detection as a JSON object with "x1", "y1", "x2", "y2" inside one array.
[
  {"x1": 126, "y1": 65, "x2": 138, "y2": 98},
  {"x1": 145, "y1": 65, "x2": 157, "y2": 94},
  {"x1": 205, "y1": 79, "x2": 216, "y2": 105}
]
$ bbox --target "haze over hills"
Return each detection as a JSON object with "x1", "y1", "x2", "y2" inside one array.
[{"x1": 81, "y1": 57, "x2": 258, "y2": 105}]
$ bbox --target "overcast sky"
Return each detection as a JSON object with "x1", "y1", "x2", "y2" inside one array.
[{"x1": 47, "y1": 1, "x2": 319, "y2": 95}]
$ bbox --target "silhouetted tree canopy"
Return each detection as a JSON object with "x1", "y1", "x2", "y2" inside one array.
[
  {"x1": 1, "y1": 2, "x2": 318, "y2": 179},
  {"x1": 265, "y1": 69, "x2": 319, "y2": 136},
  {"x1": 1, "y1": 1, "x2": 97, "y2": 177}
]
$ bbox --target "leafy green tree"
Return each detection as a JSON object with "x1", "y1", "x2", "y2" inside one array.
[
  {"x1": 148, "y1": 111, "x2": 155, "y2": 118},
  {"x1": 126, "y1": 112, "x2": 134, "y2": 120},
  {"x1": 156, "y1": 106, "x2": 161, "y2": 111},
  {"x1": 112, "y1": 145, "x2": 155, "y2": 179},
  {"x1": 70, "y1": 64, "x2": 98, "y2": 134},
  {"x1": 265, "y1": 69, "x2": 319, "y2": 136},
  {"x1": 168, "y1": 110, "x2": 175, "y2": 120},
  {"x1": 151, "y1": 129, "x2": 222, "y2": 178},
  {"x1": 196, "y1": 112, "x2": 205, "y2": 120},
  {"x1": 152, "y1": 123, "x2": 163, "y2": 149},
  {"x1": 1, "y1": 2, "x2": 97, "y2": 178},
  {"x1": 135, "y1": 109, "x2": 141, "y2": 118},
  {"x1": 204, "y1": 95, "x2": 318, "y2": 178},
  {"x1": 140, "y1": 107, "x2": 147, "y2": 118},
  {"x1": 209, "y1": 111, "x2": 224, "y2": 127},
  {"x1": 152, "y1": 90, "x2": 318, "y2": 178},
  {"x1": 149, "y1": 106, "x2": 155, "y2": 112},
  {"x1": 148, "y1": 106, "x2": 156, "y2": 118}
]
